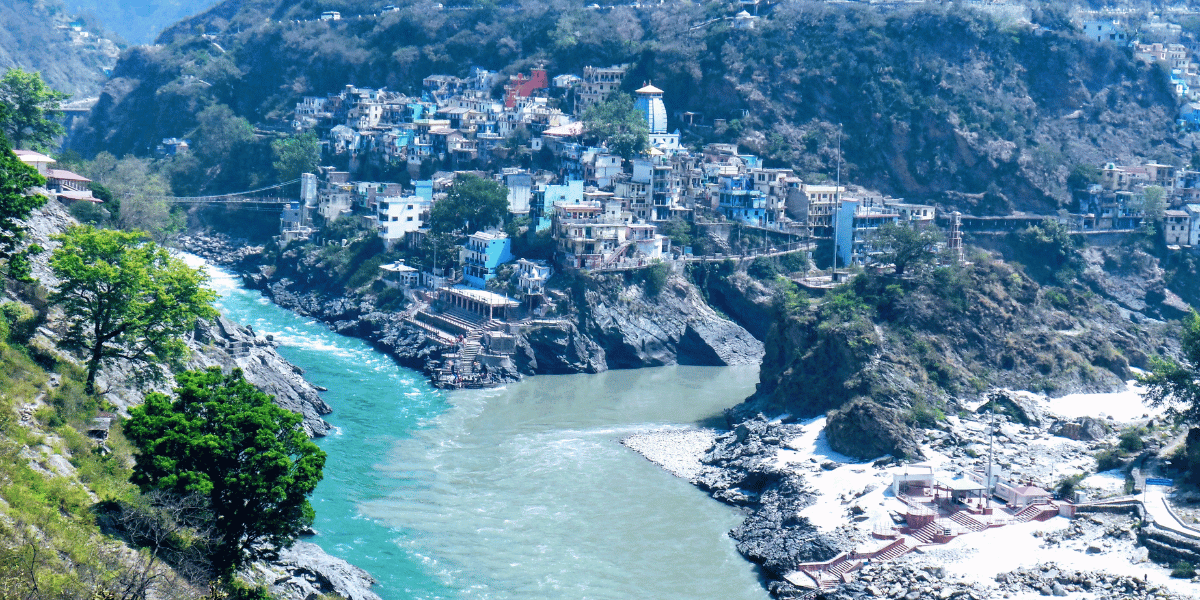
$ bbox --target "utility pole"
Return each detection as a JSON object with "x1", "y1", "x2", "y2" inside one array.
[{"x1": 831, "y1": 124, "x2": 843, "y2": 274}]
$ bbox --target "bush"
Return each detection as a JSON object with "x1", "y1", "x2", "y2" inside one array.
[
  {"x1": 779, "y1": 251, "x2": 809, "y2": 273},
  {"x1": 639, "y1": 261, "x2": 671, "y2": 296},
  {"x1": 0, "y1": 302, "x2": 40, "y2": 344},
  {"x1": 1044, "y1": 289, "x2": 1070, "y2": 310},
  {"x1": 1171, "y1": 561, "x2": 1195, "y2": 579},
  {"x1": 1095, "y1": 448, "x2": 1123, "y2": 472},
  {"x1": 747, "y1": 256, "x2": 779, "y2": 280},
  {"x1": 907, "y1": 399, "x2": 945, "y2": 429},
  {"x1": 1119, "y1": 427, "x2": 1146, "y2": 453},
  {"x1": 1057, "y1": 472, "x2": 1087, "y2": 497}
]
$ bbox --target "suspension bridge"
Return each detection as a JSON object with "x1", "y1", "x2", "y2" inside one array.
[{"x1": 128, "y1": 179, "x2": 302, "y2": 205}]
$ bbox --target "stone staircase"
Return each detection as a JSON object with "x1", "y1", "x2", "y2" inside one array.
[
  {"x1": 910, "y1": 521, "x2": 943, "y2": 544},
  {"x1": 1015, "y1": 503, "x2": 1058, "y2": 523},
  {"x1": 871, "y1": 539, "x2": 911, "y2": 562},
  {"x1": 949, "y1": 511, "x2": 988, "y2": 532},
  {"x1": 458, "y1": 333, "x2": 482, "y2": 376}
]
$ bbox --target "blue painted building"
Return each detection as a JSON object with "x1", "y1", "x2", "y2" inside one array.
[
  {"x1": 718, "y1": 175, "x2": 769, "y2": 225},
  {"x1": 462, "y1": 231, "x2": 515, "y2": 288}
]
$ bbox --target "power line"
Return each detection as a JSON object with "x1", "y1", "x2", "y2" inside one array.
[{"x1": 125, "y1": 179, "x2": 301, "y2": 203}]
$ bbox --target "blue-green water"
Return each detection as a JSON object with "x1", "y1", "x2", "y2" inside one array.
[{"x1": 195, "y1": 257, "x2": 770, "y2": 600}]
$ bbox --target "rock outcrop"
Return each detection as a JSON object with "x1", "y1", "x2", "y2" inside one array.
[
  {"x1": 730, "y1": 256, "x2": 1177, "y2": 461},
  {"x1": 695, "y1": 416, "x2": 849, "y2": 594},
  {"x1": 578, "y1": 273, "x2": 764, "y2": 369},
  {"x1": 230, "y1": 239, "x2": 762, "y2": 382},
  {"x1": 245, "y1": 542, "x2": 382, "y2": 600}
]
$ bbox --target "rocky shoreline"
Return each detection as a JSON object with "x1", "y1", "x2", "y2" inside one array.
[
  {"x1": 178, "y1": 233, "x2": 763, "y2": 389},
  {"x1": 622, "y1": 387, "x2": 1200, "y2": 599},
  {"x1": 18, "y1": 203, "x2": 381, "y2": 600}
]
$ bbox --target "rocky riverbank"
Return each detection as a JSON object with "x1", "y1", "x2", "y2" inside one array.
[
  {"x1": 178, "y1": 232, "x2": 763, "y2": 387},
  {"x1": 623, "y1": 378, "x2": 1198, "y2": 599},
  {"x1": 16, "y1": 201, "x2": 381, "y2": 600}
]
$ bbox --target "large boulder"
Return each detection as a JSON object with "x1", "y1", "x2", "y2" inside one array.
[{"x1": 825, "y1": 398, "x2": 922, "y2": 460}]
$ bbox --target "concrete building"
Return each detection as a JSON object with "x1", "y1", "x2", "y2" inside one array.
[
  {"x1": 1187, "y1": 204, "x2": 1200, "y2": 246},
  {"x1": 462, "y1": 230, "x2": 515, "y2": 288},
  {"x1": 379, "y1": 260, "x2": 420, "y2": 288},
  {"x1": 376, "y1": 196, "x2": 431, "y2": 246},
  {"x1": 634, "y1": 84, "x2": 681, "y2": 150},
  {"x1": 1164, "y1": 209, "x2": 1190, "y2": 245},
  {"x1": 514, "y1": 258, "x2": 553, "y2": 305}
]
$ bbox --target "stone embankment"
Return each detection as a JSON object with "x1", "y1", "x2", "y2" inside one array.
[
  {"x1": 816, "y1": 560, "x2": 1194, "y2": 600},
  {"x1": 179, "y1": 233, "x2": 763, "y2": 385}
]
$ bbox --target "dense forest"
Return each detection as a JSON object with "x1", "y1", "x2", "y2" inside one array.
[{"x1": 73, "y1": 0, "x2": 1181, "y2": 213}]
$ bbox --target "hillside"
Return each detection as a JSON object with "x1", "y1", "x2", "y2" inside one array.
[
  {"x1": 62, "y1": 0, "x2": 220, "y2": 45},
  {"x1": 730, "y1": 234, "x2": 1189, "y2": 460},
  {"x1": 0, "y1": 0, "x2": 120, "y2": 98},
  {"x1": 73, "y1": 0, "x2": 1180, "y2": 212}
]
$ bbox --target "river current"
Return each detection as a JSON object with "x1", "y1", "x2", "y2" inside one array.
[{"x1": 197, "y1": 258, "x2": 770, "y2": 600}]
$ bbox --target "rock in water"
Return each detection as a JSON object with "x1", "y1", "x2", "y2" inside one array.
[{"x1": 247, "y1": 541, "x2": 381, "y2": 600}]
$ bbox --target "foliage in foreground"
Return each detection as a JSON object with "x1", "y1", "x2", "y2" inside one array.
[
  {"x1": 50, "y1": 225, "x2": 218, "y2": 393},
  {"x1": 125, "y1": 367, "x2": 326, "y2": 577}
]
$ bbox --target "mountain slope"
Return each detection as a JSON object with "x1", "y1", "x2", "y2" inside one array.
[
  {"x1": 0, "y1": 0, "x2": 120, "y2": 97},
  {"x1": 62, "y1": 0, "x2": 221, "y2": 45},
  {"x1": 72, "y1": 1, "x2": 1180, "y2": 212}
]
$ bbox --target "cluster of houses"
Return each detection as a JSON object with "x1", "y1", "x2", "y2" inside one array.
[
  {"x1": 1081, "y1": 160, "x2": 1200, "y2": 247},
  {"x1": 288, "y1": 64, "x2": 949, "y2": 277},
  {"x1": 1081, "y1": 11, "x2": 1200, "y2": 122}
]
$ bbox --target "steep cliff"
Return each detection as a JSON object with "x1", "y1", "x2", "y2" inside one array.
[
  {"x1": 239, "y1": 257, "x2": 762, "y2": 379},
  {"x1": 732, "y1": 249, "x2": 1184, "y2": 460},
  {"x1": 21, "y1": 198, "x2": 334, "y2": 435}
]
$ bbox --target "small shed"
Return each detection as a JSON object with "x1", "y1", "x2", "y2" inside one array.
[
  {"x1": 87, "y1": 412, "x2": 117, "y2": 440},
  {"x1": 380, "y1": 260, "x2": 420, "y2": 288}
]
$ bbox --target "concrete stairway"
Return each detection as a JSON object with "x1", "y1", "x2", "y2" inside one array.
[{"x1": 949, "y1": 511, "x2": 988, "y2": 532}]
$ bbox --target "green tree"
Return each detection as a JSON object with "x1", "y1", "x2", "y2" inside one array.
[
  {"x1": 271, "y1": 131, "x2": 320, "y2": 183},
  {"x1": 581, "y1": 93, "x2": 649, "y2": 161},
  {"x1": 1140, "y1": 311, "x2": 1200, "y2": 481},
  {"x1": 1141, "y1": 311, "x2": 1200, "y2": 424},
  {"x1": 125, "y1": 367, "x2": 326, "y2": 577},
  {"x1": 194, "y1": 104, "x2": 255, "y2": 164},
  {"x1": 49, "y1": 226, "x2": 217, "y2": 393},
  {"x1": 429, "y1": 173, "x2": 509, "y2": 235},
  {"x1": 1141, "y1": 185, "x2": 1167, "y2": 234},
  {"x1": 873, "y1": 222, "x2": 943, "y2": 276},
  {"x1": 0, "y1": 68, "x2": 68, "y2": 152},
  {"x1": 1013, "y1": 218, "x2": 1081, "y2": 283},
  {"x1": 73, "y1": 152, "x2": 180, "y2": 241},
  {"x1": 1066, "y1": 163, "x2": 1100, "y2": 199},
  {"x1": 0, "y1": 133, "x2": 47, "y2": 279}
]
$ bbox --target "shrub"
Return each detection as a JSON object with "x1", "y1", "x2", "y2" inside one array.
[
  {"x1": 1095, "y1": 448, "x2": 1123, "y2": 472},
  {"x1": 907, "y1": 399, "x2": 945, "y2": 429},
  {"x1": 0, "y1": 302, "x2": 40, "y2": 344},
  {"x1": 1057, "y1": 472, "x2": 1087, "y2": 497},
  {"x1": 779, "y1": 251, "x2": 809, "y2": 273},
  {"x1": 1044, "y1": 289, "x2": 1070, "y2": 310},
  {"x1": 1171, "y1": 561, "x2": 1195, "y2": 579},
  {"x1": 639, "y1": 261, "x2": 671, "y2": 296},
  {"x1": 747, "y1": 256, "x2": 779, "y2": 280},
  {"x1": 1119, "y1": 427, "x2": 1146, "y2": 453}
]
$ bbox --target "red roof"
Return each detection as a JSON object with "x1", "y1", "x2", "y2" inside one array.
[
  {"x1": 46, "y1": 169, "x2": 91, "y2": 183},
  {"x1": 58, "y1": 190, "x2": 100, "y2": 203}
]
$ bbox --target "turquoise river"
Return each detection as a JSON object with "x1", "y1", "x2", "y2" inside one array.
[{"x1": 199, "y1": 258, "x2": 770, "y2": 600}]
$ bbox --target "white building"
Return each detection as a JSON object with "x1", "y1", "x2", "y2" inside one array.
[
  {"x1": 376, "y1": 196, "x2": 431, "y2": 246},
  {"x1": 634, "y1": 84, "x2": 681, "y2": 150},
  {"x1": 1186, "y1": 204, "x2": 1200, "y2": 246}
]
